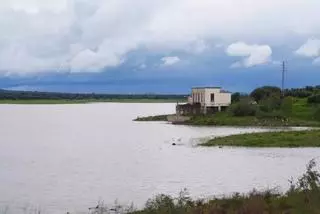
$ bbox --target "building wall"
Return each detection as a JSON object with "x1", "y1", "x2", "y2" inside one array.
[
  {"x1": 203, "y1": 88, "x2": 222, "y2": 106},
  {"x1": 192, "y1": 88, "x2": 206, "y2": 104},
  {"x1": 212, "y1": 92, "x2": 231, "y2": 106},
  {"x1": 191, "y1": 88, "x2": 231, "y2": 107}
]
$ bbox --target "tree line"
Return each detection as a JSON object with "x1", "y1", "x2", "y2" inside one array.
[
  {"x1": 0, "y1": 89, "x2": 187, "y2": 101},
  {"x1": 230, "y1": 85, "x2": 320, "y2": 121}
]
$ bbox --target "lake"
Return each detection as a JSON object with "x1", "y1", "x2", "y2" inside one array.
[{"x1": 0, "y1": 103, "x2": 319, "y2": 214}]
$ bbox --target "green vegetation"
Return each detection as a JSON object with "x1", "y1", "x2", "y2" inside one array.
[
  {"x1": 285, "y1": 85, "x2": 320, "y2": 98},
  {"x1": 0, "y1": 98, "x2": 184, "y2": 104},
  {"x1": 88, "y1": 160, "x2": 320, "y2": 214},
  {"x1": 201, "y1": 129, "x2": 320, "y2": 147},
  {"x1": 136, "y1": 85, "x2": 320, "y2": 127},
  {"x1": 186, "y1": 114, "x2": 320, "y2": 127},
  {"x1": 134, "y1": 115, "x2": 171, "y2": 121},
  {"x1": 250, "y1": 86, "x2": 281, "y2": 102},
  {"x1": 308, "y1": 94, "x2": 320, "y2": 104},
  {"x1": 0, "y1": 89, "x2": 186, "y2": 104}
]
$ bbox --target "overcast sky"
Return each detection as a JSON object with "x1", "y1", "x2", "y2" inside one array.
[{"x1": 0, "y1": 0, "x2": 319, "y2": 92}]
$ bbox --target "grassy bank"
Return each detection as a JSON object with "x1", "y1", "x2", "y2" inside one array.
[
  {"x1": 201, "y1": 129, "x2": 320, "y2": 147},
  {"x1": 185, "y1": 112, "x2": 320, "y2": 127},
  {"x1": 134, "y1": 98, "x2": 320, "y2": 127},
  {"x1": 0, "y1": 99, "x2": 184, "y2": 104},
  {"x1": 88, "y1": 160, "x2": 320, "y2": 214},
  {"x1": 134, "y1": 114, "x2": 171, "y2": 121},
  {"x1": 135, "y1": 112, "x2": 320, "y2": 127}
]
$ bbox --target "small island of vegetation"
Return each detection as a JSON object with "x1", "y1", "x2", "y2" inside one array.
[{"x1": 201, "y1": 129, "x2": 320, "y2": 147}]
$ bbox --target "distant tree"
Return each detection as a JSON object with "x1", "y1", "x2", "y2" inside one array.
[
  {"x1": 250, "y1": 86, "x2": 281, "y2": 102},
  {"x1": 308, "y1": 95, "x2": 320, "y2": 104},
  {"x1": 305, "y1": 86, "x2": 314, "y2": 92},
  {"x1": 231, "y1": 92, "x2": 241, "y2": 103}
]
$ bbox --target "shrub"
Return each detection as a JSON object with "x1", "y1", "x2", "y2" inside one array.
[
  {"x1": 281, "y1": 96, "x2": 293, "y2": 116},
  {"x1": 314, "y1": 108, "x2": 320, "y2": 121},
  {"x1": 308, "y1": 94, "x2": 320, "y2": 104},
  {"x1": 259, "y1": 97, "x2": 281, "y2": 112},
  {"x1": 229, "y1": 99, "x2": 257, "y2": 117}
]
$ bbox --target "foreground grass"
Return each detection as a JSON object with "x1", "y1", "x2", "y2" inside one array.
[
  {"x1": 201, "y1": 129, "x2": 320, "y2": 147},
  {"x1": 0, "y1": 99, "x2": 184, "y2": 104},
  {"x1": 88, "y1": 160, "x2": 320, "y2": 214}
]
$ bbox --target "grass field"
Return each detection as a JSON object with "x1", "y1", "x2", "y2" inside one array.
[{"x1": 201, "y1": 129, "x2": 320, "y2": 147}]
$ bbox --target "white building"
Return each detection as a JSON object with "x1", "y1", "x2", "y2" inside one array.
[{"x1": 188, "y1": 87, "x2": 231, "y2": 113}]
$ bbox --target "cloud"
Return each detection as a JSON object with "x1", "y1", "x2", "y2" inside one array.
[
  {"x1": 0, "y1": 0, "x2": 320, "y2": 73},
  {"x1": 161, "y1": 56, "x2": 181, "y2": 66},
  {"x1": 226, "y1": 42, "x2": 272, "y2": 67},
  {"x1": 139, "y1": 63, "x2": 147, "y2": 69},
  {"x1": 313, "y1": 57, "x2": 320, "y2": 65},
  {"x1": 295, "y1": 39, "x2": 320, "y2": 58}
]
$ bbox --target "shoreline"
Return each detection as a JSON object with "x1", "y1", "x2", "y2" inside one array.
[
  {"x1": 0, "y1": 99, "x2": 183, "y2": 104},
  {"x1": 134, "y1": 114, "x2": 320, "y2": 127},
  {"x1": 200, "y1": 129, "x2": 320, "y2": 147}
]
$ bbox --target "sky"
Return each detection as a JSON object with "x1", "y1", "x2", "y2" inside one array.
[{"x1": 0, "y1": 0, "x2": 320, "y2": 93}]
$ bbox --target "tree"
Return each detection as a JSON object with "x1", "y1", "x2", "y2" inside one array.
[
  {"x1": 308, "y1": 95, "x2": 320, "y2": 104},
  {"x1": 250, "y1": 86, "x2": 281, "y2": 102},
  {"x1": 231, "y1": 92, "x2": 241, "y2": 103}
]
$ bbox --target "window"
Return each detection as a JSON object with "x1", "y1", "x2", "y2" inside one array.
[{"x1": 210, "y1": 93, "x2": 215, "y2": 102}]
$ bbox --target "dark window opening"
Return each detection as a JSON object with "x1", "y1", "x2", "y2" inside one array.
[{"x1": 210, "y1": 93, "x2": 215, "y2": 102}]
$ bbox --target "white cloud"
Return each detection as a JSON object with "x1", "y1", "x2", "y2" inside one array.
[
  {"x1": 139, "y1": 63, "x2": 147, "y2": 69},
  {"x1": 313, "y1": 57, "x2": 320, "y2": 65},
  {"x1": 161, "y1": 56, "x2": 181, "y2": 66},
  {"x1": 0, "y1": 0, "x2": 320, "y2": 73},
  {"x1": 226, "y1": 42, "x2": 272, "y2": 67},
  {"x1": 295, "y1": 39, "x2": 320, "y2": 58}
]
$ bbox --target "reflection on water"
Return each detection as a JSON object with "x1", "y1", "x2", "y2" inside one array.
[{"x1": 0, "y1": 103, "x2": 319, "y2": 214}]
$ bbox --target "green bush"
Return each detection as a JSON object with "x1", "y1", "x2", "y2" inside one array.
[
  {"x1": 281, "y1": 96, "x2": 293, "y2": 116},
  {"x1": 308, "y1": 94, "x2": 320, "y2": 104},
  {"x1": 259, "y1": 97, "x2": 281, "y2": 112},
  {"x1": 229, "y1": 99, "x2": 257, "y2": 117},
  {"x1": 314, "y1": 108, "x2": 320, "y2": 121}
]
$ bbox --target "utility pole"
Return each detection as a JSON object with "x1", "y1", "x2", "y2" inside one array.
[{"x1": 281, "y1": 61, "x2": 286, "y2": 98}]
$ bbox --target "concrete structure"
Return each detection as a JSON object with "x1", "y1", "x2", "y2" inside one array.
[{"x1": 177, "y1": 87, "x2": 231, "y2": 115}]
